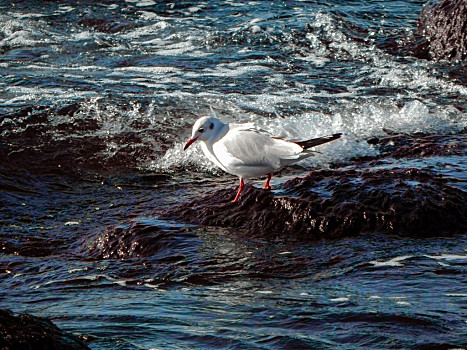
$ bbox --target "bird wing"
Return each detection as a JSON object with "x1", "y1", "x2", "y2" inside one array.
[{"x1": 215, "y1": 127, "x2": 303, "y2": 171}]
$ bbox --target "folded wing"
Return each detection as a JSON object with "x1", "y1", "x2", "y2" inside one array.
[{"x1": 216, "y1": 128, "x2": 303, "y2": 171}]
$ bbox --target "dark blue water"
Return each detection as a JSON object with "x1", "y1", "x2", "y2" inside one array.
[{"x1": 1, "y1": 0, "x2": 466, "y2": 349}]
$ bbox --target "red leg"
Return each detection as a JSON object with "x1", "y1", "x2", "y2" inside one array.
[
  {"x1": 263, "y1": 173, "x2": 271, "y2": 189},
  {"x1": 231, "y1": 177, "x2": 244, "y2": 202}
]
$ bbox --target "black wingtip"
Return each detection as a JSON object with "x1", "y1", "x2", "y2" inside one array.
[{"x1": 296, "y1": 133, "x2": 343, "y2": 149}]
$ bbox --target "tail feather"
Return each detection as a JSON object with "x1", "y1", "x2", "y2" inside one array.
[{"x1": 296, "y1": 133, "x2": 342, "y2": 149}]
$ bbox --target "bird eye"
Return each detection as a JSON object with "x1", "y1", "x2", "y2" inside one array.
[
  {"x1": 198, "y1": 127, "x2": 205, "y2": 133},
  {"x1": 209, "y1": 123, "x2": 214, "y2": 130}
]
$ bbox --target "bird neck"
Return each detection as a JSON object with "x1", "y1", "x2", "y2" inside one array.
[{"x1": 210, "y1": 123, "x2": 229, "y2": 144}]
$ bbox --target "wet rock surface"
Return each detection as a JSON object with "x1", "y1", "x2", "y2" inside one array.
[
  {"x1": 412, "y1": 0, "x2": 467, "y2": 61},
  {"x1": 0, "y1": 234, "x2": 66, "y2": 257},
  {"x1": 0, "y1": 309, "x2": 90, "y2": 350},
  {"x1": 160, "y1": 167, "x2": 466, "y2": 240},
  {"x1": 83, "y1": 222, "x2": 193, "y2": 260},
  {"x1": 366, "y1": 132, "x2": 466, "y2": 159}
]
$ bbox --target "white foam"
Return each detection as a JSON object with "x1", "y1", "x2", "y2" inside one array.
[
  {"x1": 135, "y1": 0, "x2": 156, "y2": 7},
  {"x1": 4, "y1": 86, "x2": 96, "y2": 105},
  {"x1": 256, "y1": 290, "x2": 274, "y2": 294},
  {"x1": 370, "y1": 255, "x2": 413, "y2": 267},
  {"x1": 376, "y1": 64, "x2": 467, "y2": 97},
  {"x1": 0, "y1": 14, "x2": 56, "y2": 48},
  {"x1": 112, "y1": 66, "x2": 181, "y2": 74},
  {"x1": 426, "y1": 254, "x2": 467, "y2": 261},
  {"x1": 155, "y1": 41, "x2": 199, "y2": 56},
  {"x1": 54, "y1": 5, "x2": 75, "y2": 15},
  {"x1": 204, "y1": 63, "x2": 270, "y2": 77},
  {"x1": 120, "y1": 22, "x2": 172, "y2": 40},
  {"x1": 64, "y1": 221, "x2": 81, "y2": 226},
  {"x1": 139, "y1": 11, "x2": 165, "y2": 21},
  {"x1": 152, "y1": 141, "x2": 221, "y2": 174},
  {"x1": 330, "y1": 296, "x2": 350, "y2": 302}
]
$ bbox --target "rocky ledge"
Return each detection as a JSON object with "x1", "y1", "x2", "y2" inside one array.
[
  {"x1": 159, "y1": 167, "x2": 466, "y2": 241},
  {"x1": 412, "y1": 0, "x2": 467, "y2": 61},
  {"x1": 0, "y1": 309, "x2": 90, "y2": 350}
]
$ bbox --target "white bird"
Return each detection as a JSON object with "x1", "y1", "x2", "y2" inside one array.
[{"x1": 184, "y1": 114, "x2": 342, "y2": 202}]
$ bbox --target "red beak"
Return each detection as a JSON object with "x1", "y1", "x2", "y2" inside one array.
[{"x1": 184, "y1": 136, "x2": 199, "y2": 151}]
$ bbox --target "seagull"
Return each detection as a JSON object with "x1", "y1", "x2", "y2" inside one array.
[{"x1": 184, "y1": 114, "x2": 342, "y2": 202}]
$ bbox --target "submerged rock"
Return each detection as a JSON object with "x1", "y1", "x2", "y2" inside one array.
[
  {"x1": 0, "y1": 309, "x2": 90, "y2": 350},
  {"x1": 160, "y1": 168, "x2": 467, "y2": 240},
  {"x1": 0, "y1": 235, "x2": 66, "y2": 257},
  {"x1": 77, "y1": 18, "x2": 134, "y2": 34},
  {"x1": 412, "y1": 0, "x2": 467, "y2": 61},
  {"x1": 83, "y1": 222, "x2": 192, "y2": 259}
]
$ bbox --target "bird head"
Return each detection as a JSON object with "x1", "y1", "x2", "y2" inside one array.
[{"x1": 184, "y1": 116, "x2": 225, "y2": 150}]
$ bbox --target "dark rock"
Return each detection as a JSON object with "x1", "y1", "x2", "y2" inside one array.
[
  {"x1": 412, "y1": 0, "x2": 467, "y2": 61},
  {"x1": 77, "y1": 18, "x2": 134, "y2": 33},
  {"x1": 0, "y1": 309, "x2": 90, "y2": 350},
  {"x1": 367, "y1": 133, "x2": 466, "y2": 159},
  {"x1": 83, "y1": 222, "x2": 190, "y2": 259},
  {"x1": 159, "y1": 168, "x2": 467, "y2": 240},
  {"x1": 0, "y1": 234, "x2": 66, "y2": 257},
  {"x1": 446, "y1": 62, "x2": 467, "y2": 86},
  {"x1": 56, "y1": 103, "x2": 80, "y2": 116}
]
